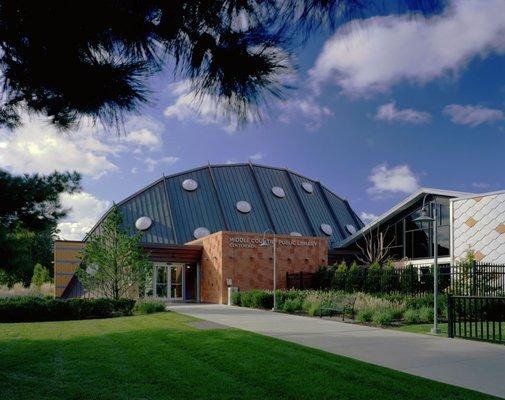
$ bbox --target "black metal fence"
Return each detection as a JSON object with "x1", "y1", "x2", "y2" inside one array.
[
  {"x1": 448, "y1": 295, "x2": 505, "y2": 344},
  {"x1": 286, "y1": 262, "x2": 505, "y2": 297}
]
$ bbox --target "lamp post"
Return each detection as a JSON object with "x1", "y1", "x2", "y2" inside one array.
[
  {"x1": 414, "y1": 195, "x2": 440, "y2": 335},
  {"x1": 260, "y1": 229, "x2": 277, "y2": 311}
]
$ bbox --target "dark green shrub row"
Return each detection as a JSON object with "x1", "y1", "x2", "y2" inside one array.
[
  {"x1": 314, "y1": 262, "x2": 451, "y2": 296},
  {"x1": 231, "y1": 289, "x2": 306, "y2": 311},
  {"x1": 134, "y1": 299, "x2": 166, "y2": 314},
  {"x1": 0, "y1": 297, "x2": 135, "y2": 323}
]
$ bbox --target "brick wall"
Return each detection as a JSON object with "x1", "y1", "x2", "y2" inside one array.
[{"x1": 188, "y1": 231, "x2": 328, "y2": 304}]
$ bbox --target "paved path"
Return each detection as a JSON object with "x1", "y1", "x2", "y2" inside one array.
[{"x1": 168, "y1": 303, "x2": 505, "y2": 398}]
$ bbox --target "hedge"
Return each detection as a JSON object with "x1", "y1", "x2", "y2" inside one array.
[{"x1": 0, "y1": 297, "x2": 136, "y2": 323}]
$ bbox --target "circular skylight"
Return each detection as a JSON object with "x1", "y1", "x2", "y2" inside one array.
[
  {"x1": 290, "y1": 231, "x2": 302, "y2": 237},
  {"x1": 236, "y1": 200, "x2": 252, "y2": 213},
  {"x1": 193, "y1": 227, "x2": 211, "y2": 239},
  {"x1": 320, "y1": 223, "x2": 333, "y2": 236},
  {"x1": 182, "y1": 178, "x2": 198, "y2": 191},
  {"x1": 346, "y1": 224, "x2": 357, "y2": 235},
  {"x1": 272, "y1": 186, "x2": 285, "y2": 198},
  {"x1": 301, "y1": 181, "x2": 314, "y2": 193},
  {"x1": 135, "y1": 216, "x2": 152, "y2": 231}
]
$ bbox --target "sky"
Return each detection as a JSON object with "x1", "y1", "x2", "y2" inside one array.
[{"x1": 0, "y1": 0, "x2": 504, "y2": 240}]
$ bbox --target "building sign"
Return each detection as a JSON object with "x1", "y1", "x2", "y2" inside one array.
[{"x1": 228, "y1": 236, "x2": 318, "y2": 249}]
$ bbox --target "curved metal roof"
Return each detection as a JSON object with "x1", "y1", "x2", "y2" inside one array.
[{"x1": 88, "y1": 163, "x2": 364, "y2": 248}]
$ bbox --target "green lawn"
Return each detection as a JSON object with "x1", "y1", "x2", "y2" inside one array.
[
  {"x1": 394, "y1": 323, "x2": 449, "y2": 335},
  {"x1": 394, "y1": 323, "x2": 504, "y2": 344},
  {"x1": 0, "y1": 312, "x2": 498, "y2": 400}
]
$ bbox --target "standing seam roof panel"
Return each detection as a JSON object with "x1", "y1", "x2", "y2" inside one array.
[
  {"x1": 252, "y1": 165, "x2": 312, "y2": 236},
  {"x1": 118, "y1": 181, "x2": 175, "y2": 244},
  {"x1": 211, "y1": 165, "x2": 273, "y2": 234},
  {"x1": 288, "y1": 172, "x2": 344, "y2": 244},
  {"x1": 165, "y1": 168, "x2": 226, "y2": 243},
  {"x1": 322, "y1": 187, "x2": 364, "y2": 239}
]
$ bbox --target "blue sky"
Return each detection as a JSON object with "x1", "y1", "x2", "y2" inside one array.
[{"x1": 0, "y1": 0, "x2": 503, "y2": 239}]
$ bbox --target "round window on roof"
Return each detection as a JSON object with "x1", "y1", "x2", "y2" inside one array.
[
  {"x1": 290, "y1": 231, "x2": 302, "y2": 237},
  {"x1": 302, "y1": 181, "x2": 314, "y2": 193},
  {"x1": 182, "y1": 178, "x2": 198, "y2": 191},
  {"x1": 193, "y1": 227, "x2": 210, "y2": 239},
  {"x1": 272, "y1": 186, "x2": 285, "y2": 198},
  {"x1": 236, "y1": 200, "x2": 252, "y2": 213},
  {"x1": 320, "y1": 223, "x2": 333, "y2": 236},
  {"x1": 346, "y1": 224, "x2": 357, "y2": 235},
  {"x1": 135, "y1": 216, "x2": 152, "y2": 231}
]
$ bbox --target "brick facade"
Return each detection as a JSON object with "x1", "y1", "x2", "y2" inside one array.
[{"x1": 188, "y1": 231, "x2": 328, "y2": 304}]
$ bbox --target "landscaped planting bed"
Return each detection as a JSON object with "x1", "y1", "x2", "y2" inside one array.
[{"x1": 231, "y1": 289, "x2": 445, "y2": 327}]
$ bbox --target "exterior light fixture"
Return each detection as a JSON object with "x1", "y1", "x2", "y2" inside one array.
[
  {"x1": 413, "y1": 194, "x2": 440, "y2": 335},
  {"x1": 260, "y1": 229, "x2": 277, "y2": 311}
]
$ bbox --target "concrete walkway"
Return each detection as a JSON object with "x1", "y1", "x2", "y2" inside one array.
[{"x1": 168, "y1": 303, "x2": 505, "y2": 398}]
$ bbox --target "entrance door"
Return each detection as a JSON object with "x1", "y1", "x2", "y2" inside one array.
[
  {"x1": 154, "y1": 264, "x2": 184, "y2": 301},
  {"x1": 170, "y1": 265, "x2": 183, "y2": 300},
  {"x1": 155, "y1": 265, "x2": 168, "y2": 298}
]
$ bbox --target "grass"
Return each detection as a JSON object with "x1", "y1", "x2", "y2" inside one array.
[
  {"x1": 394, "y1": 322, "x2": 504, "y2": 344},
  {"x1": 0, "y1": 312, "x2": 498, "y2": 400},
  {"x1": 394, "y1": 323, "x2": 449, "y2": 335}
]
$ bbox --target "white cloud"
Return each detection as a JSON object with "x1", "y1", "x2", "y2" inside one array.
[
  {"x1": 443, "y1": 104, "x2": 504, "y2": 126},
  {"x1": 375, "y1": 102, "x2": 431, "y2": 124},
  {"x1": 367, "y1": 163, "x2": 420, "y2": 196},
  {"x1": 0, "y1": 114, "x2": 171, "y2": 179},
  {"x1": 58, "y1": 192, "x2": 110, "y2": 240},
  {"x1": 278, "y1": 98, "x2": 333, "y2": 131},
  {"x1": 164, "y1": 80, "x2": 245, "y2": 133},
  {"x1": 121, "y1": 128, "x2": 162, "y2": 148},
  {"x1": 114, "y1": 116, "x2": 165, "y2": 149},
  {"x1": 360, "y1": 212, "x2": 379, "y2": 225},
  {"x1": 472, "y1": 182, "x2": 491, "y2": 189},
  {"x1": 0, "y1": 116, "x2": 118, "y2": 178},
  {"x1": 249, "y1": 152, "x2": 265, "y2": 161},
  {"x1": 309, "y1": 0, "x2": 505, "y2": 96},
  {"x1": 144, "y1": 156, "x2": 179, "y2": 172}
]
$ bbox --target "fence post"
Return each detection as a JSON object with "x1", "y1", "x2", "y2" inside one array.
[
  {"x1": 410, "y1": 267, "x2": 414, "y2": 296},
  {"x1": 447, "y1": 294, "x2": 454, "y2": 338},
  {"x1": 300, "y1": 271, "x2": 303, "y2": 290},
  {"x1": 471, "y1": 260, "x2": 477, "y2": 296}
]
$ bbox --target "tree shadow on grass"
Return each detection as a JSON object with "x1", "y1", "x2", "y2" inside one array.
[{"x1": 0, "y1": 323, "x2": 495, "y2": 400}]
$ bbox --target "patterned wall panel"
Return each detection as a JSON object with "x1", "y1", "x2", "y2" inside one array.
[{"x1": 452, "y1": 192, "x2": 505, "y2": 263}]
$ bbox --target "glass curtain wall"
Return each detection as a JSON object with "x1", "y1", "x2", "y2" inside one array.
[{"x1": 355, "y1": 196, "x2": 450, "y2": 261}]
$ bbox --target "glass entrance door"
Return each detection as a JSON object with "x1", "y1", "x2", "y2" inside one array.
[
  {"x1": 154, "y1": 263, "x2": 184, "y2": 301},
  {"x1": 155, "y1": 265, "x2": 168, "y2": 298},
  {"x1": 170, "y1": 265, "x2": 183, "y2": 300}
]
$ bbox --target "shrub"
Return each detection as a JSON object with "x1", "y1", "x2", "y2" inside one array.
[
  {"x1": 346, "y1": 262, "x2": 360, "y2": 292},
  {"x1": 134, "y1": 299, "x2": 166, "y2": 314},
  {"x1": 366, "y1": 262, "x2": 382, "y2": 293},
  {"x1": 250, "y1": 290, "x2": 273, "y2": 309},
  {"x1": 372, "y1": 309, "x2": 394, "y2": 326},
  {"x1": 237, "y1": 290, "x2": 273, "y2": 309},
  {"x1": 418, "y1": 306, "x2": 434, "y2": 323},
  {"x1": 356, "y1": 309, "x2": 373, "y2": 323},
  {"x1": 403, "y1": 308, "x2": 420, "y2": 324},
  {"x1": 282, "y1": 298, "x2": 303, "y2": 313},
  {"x1": 31, "y1": 263, "x2": 51, "y2": 287},
  {"x1": 332, "y1": 262, "x2": 347, "y2": 291},
  {"x1": 0, "y1": 297, "x2": 136, "y2": 322},
  {"x1": 230, "y1": 291, "x2": 241, "y2": 306},
  {"x1": 381, "y1": 260, "x2": 397, "y2": 293}
]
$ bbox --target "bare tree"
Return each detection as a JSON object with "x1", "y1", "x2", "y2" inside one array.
[{"x1": 356, "y1": 226, "x2": 395, "y2": 265}]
